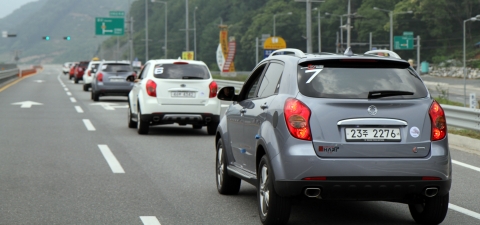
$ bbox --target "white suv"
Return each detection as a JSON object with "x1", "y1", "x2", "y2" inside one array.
[
  {"x1": 127, "y1": 59, "x2": 221, "y2": 135},
  {"x1": 82, "y1": 61, "x2": 102, "y2": 91}
]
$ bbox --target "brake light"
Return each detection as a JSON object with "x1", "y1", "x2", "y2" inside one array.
[
  {"x1": 429, "y1": 101, "x2": 446, "y2": 141},
  {"x1": 284, "y1": 98, "x2": 312, "y2": 141},
  {"x1": 88, "y1": 70, "x2": 91, "y2": 76},
  {"x1": 97, "y1": 73, "x2": 103, "y2": 82},
  {"x1": 209, "y1": 81, "x2": 218, "y2": 98},
  {"x1": 302, "y1": 177, "x2": 326, "y2": 181},
  {"x1": 146, "y1": 79, "x2": 157, "y2": 97}
]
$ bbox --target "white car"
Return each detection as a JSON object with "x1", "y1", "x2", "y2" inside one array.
[
  {"x1": 62, "y1": 62, "x2": 74, "y2": 74},
  {"x1": 82, "y1": 61, "x2": 102, "y2": 91},
  {"x1": 127, "y1": 59, "x2": 221, "y2": 135}
]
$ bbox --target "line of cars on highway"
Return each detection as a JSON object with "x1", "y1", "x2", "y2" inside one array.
[{"x1": 64, "y1": 48, "x2": 452, "y2": 225}]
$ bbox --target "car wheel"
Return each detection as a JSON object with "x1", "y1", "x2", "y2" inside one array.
[
  {"x1": 192, "y1": 125, "x2": 202, "y2": 129},
  {"x1": 69, "y1": 75, "x2": 72, "y2": 80},
  {"x1": 258, "y1": 155, "x2": 291, "y2": 225},
  {"x1": 92, "y1": 91, "x2": 99, "y2": 102},
  {"x1": 207, "y1": 122, "x2": 219, "y2": 135},
  {"x1": 83, "y1": 84, "x2": 89, "y2": 91},
  {"x1": 216, "y1": 139, "x2": 241, "y2": 195},
  {"x1": 127, "y1": 100, "x2": 137, "y2": 128},
  {"x1": 408, "y1": 193, "x2": 449, "y2": 225},
  {"x1": 74, "y1": 77, "x2": 79, "y2": 84},
  {"x1": 137, "y1": 104, "x2": 149, "y2": 135}
]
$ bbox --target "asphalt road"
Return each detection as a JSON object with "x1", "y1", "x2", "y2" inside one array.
[{"x1": 1, "y1": 65, "x2": 480, "y2": 224}]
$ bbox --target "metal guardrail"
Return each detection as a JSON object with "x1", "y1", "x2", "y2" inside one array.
[
  {"x1": 0, "y1": 68, "x2": 19, "y2": 82},
  {"x1": 215, "y1": 79, "x2": 480, "y2": 132}
]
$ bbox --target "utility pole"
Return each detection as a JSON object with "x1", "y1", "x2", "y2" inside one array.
[
  {"x1": 346, "y1": 0, "x2": 351, "y2": 48},
  {"x1": 145, "y1": 0, "x2": 149, "y2": 61},
  {"x1": 186, "y1": 0, "x2": 189, "y2": 51},
  {"x1": 294, "y1": 0, "x2": 324, "y2": 53}
]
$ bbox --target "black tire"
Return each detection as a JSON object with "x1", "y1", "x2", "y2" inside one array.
[
  {"x1": 74, "y1": 77, "x2": 79, "y2": 84},
  {"x1": 408, "y1": 193, "x2": 449, "y2": 225},
  {"x1": 137, "y1": 104, "x2": 149, "y2": 134},
  {"x1": 258, "y1": 155, "x2": 291, "y2": 225},
  {"x1": 92, "y1": 91, "x2": 99, "y2": 102},
  {"x1": 216, "y1": 139, "x2": 241, "y2": 195},
  {"x1": 207, "y1": 122, "x2": 219, "y2": 135},
  {"x1": 192, "y1": 125, "x2": 203, "y2": 129},
  {"x1": 69, "y1": 75, "x2": 72, "y2": 80},
  {"x1": 127, "y1": 99, "x2": 137, "y2": 128},
  {"x1": 83, "y1": 84, "x2": 89, "y2": 91}
]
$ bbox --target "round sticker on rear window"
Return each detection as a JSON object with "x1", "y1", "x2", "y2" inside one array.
[
  {"x1": 154, "y1": 67, "x2": 164, "y2": 74},
  {"x1": 410, "y1": 126, "x2": 420, "y2": 138}
]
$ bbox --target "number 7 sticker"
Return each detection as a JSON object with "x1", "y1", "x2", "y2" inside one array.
[{"x1": 305, "y1": 68, "x2": 323, "y2": 83}]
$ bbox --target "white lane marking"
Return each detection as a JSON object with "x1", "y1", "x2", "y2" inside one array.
[
  {"x1": 70, "y1": 97, "x2": 77, "y2": 103},
  {"x1": 75, "y1": 106, "x2": 84, "y2": 113},
  {"x1": 449, "y1": 204, "x2": 480, "y2": 220},
  {"x1": 221, "y1": 104, "x2": 230, "y2": 108},
  {"x1": 64, "y1": 88, "x2": 69, "y2": 91},
  {"x1": 82, "y1": 119, "x2": 96, "y2": 131},
  {"x1": 140, "y1": 216, "x2": 161, "y2": 225},
  {"x1": 452, "y1": 160, "x2": 480, "y2": 173},
  {"x1": 57, "y1": 75, "x2": 65, "y2": 86},
  {"x1": 98, "y1": 145, "x2": 125, "y2": 174},
  {"x1": 66, "y1": 92, "x2": 72, "y2": 96}
]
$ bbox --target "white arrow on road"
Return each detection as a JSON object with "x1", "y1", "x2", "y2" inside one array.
[
  {"x1": 11, "y1": 101, "x2": 43, "y2": 108},
  {"x1": 91, "y1": 103, "x2": 127, "y2": 110},
  {"x1": 33, "y1": 80, "x2": 45, "y2": 83}
]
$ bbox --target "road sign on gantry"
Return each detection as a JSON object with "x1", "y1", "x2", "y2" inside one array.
[
  {"x1": 394, "y1": 36, "x2": 413, "y2": 50},
  {"x1": 95, "y1": 17, "x2": 124, "y2": 36}
]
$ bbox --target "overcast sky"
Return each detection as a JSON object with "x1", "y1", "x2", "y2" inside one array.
[{"x1": 0, "y1": 0, "x2": 39, "y2": 19}]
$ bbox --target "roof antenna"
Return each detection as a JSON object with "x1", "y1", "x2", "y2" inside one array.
[{"x1": 344, "y1": 47, "x2": 353, "y2": 56}]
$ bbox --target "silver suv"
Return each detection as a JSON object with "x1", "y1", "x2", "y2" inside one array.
[{"x1": 215, "y1": 48, "x2": 451, "y2": 225}]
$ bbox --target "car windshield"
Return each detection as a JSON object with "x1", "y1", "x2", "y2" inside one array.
[
  {"x1": 297, "y1": 61, "x2": 428, "y2": 99},
  {"x1": 153, "y1": 63, "x2": 210, "y2": 79},
  {"x1": 102, "y1": 64, "x2": 132, "y2": 72}
]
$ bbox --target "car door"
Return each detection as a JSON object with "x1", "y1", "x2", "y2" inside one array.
[
  {"x1": 130, "y1": 63, "x2": 150, "y2": 115},
  {"x1": 242, "y1": 62, "x2": 284, "y2": 173},
  {"x1": 226, "y1": 63, "x2": 268, "y2": 170}
]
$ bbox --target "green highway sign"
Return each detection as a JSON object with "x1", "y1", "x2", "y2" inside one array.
[
  {"x1": 394, "y1": 36, "x2": 414, "y2": 50},
  {"x1": 95, "y1": 17, "x2": 124, "y2": 36},
  {"x1": 109, "y1": 11, "x2": 125, "y2": 17}
]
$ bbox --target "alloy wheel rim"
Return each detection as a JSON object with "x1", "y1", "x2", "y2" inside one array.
[
  {"x1": 259, "y1": 164, "x2": 269, "y2": 217},
  {"x1": 217, "y1": 147, "x2": 224, "y2": 187}
]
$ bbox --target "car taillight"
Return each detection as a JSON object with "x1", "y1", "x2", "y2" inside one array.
[
  {"x1": 284, "y1": 98, "x2": 311, "y2": 141},
  {"x1": 209, "y1": 81, "x2": 218, "y2": 98},
  {"x1": 429, "y1": 100, "x2": 446, "y2": 141},
  {"x1": 97, "y1": 73, "x2": 103, "y2": 82},
  {"x1": 88, "y1": 70, "x2": 91, "y2": 76},
  {"x1": 146, "y1": 79, "x2": 157, "y2": 97}
]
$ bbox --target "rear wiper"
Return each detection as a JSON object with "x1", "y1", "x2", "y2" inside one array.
[
  {"x1": 182, "y1": 76, "x2": 203, "y2": 79},
  {"x1": 368, "y1": 90, "x2": 414, "y2": 99}
]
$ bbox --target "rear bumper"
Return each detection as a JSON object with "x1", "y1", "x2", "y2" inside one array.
[
  {"x1": 94, "y1": 85, "x2": 132, "y2": 96},
  {"x1": 274, "y1": 179, "x2": 451, "y2": 201},
  {"x1": 140, "y1": 113, "x2": 220, "y2": 125}
]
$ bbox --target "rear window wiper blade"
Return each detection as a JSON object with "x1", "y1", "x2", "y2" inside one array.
[
  {"x1": 368, "y1": 90, "x2": 414, "y2": 99},
  {"x1": 182, "y1": 76, "x2": 203, "y2": 79}
]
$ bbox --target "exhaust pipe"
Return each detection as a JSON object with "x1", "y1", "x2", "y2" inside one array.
[
  {"x1": 304, "y1": 188, "x2": 322, "y2": 199},
  {"x1": 424, "y1": 187, "x2": 438, "y2": 197},
  {"x1": 153, "y1": 116, "x2": 160, "y2": 122}
]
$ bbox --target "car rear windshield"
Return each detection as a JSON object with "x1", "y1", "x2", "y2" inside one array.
[
  {"x1": 79, "y1": 62, "x2": 89, "y2": 67},
  {"x1": 297, "y1": 59, "x2": 428, "y2": 99},
  {"x1": 102, "y1": 64, "x2": 133, "y2": 72},
  {"x1": 153, "y1": 63, "x2": 210, "y2": 79}
]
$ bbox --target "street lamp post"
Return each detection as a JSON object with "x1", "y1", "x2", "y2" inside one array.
[
  {"x1": 313, "y1": 8, "x2": 323, "y2": 52},
  {"x1": 151, "y1": 0, "x2": 168, "y2": 59},
  {"x1": 373, "y1": 7, "x2": 412, "y2": 51},
  {"x1": 186, "y1": 0, "x2": 189, "y2": 51},
  {"x1": 273, "y1": 12, "x2": 292, "y2": 37},
  {"x1": 463, "y1": 15, "x2": 480, "y2": 107},
  {"x1": 145, "y1": 0, "x2": 148, "y2": 61},
  {"x1": 194, "y1": 6, "x2": 198, "y2": 60}
]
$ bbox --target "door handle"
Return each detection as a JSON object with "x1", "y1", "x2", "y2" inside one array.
[{"x1": 260, "y1": 103, "x2": 268, "y2": 110}]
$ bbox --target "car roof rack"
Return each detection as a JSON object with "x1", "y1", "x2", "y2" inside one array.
[
  {"x1": 268, "y1": 48, "x2": 306, "y2": 58},
  {"x1": 364, "y1": 50, "x2": 401, "y2": 59}
]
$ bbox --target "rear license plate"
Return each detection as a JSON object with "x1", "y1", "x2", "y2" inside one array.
[
  {"x1": 171, "y1": 91, "x2": 196, "y2": 98},
  {"x1": 345, "y1": 128, "x2": 401, "y2": 142},
  {"x1": 109, "y1": 78, "x2": 124, "y2": 82}
]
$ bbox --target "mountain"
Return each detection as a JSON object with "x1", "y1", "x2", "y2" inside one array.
[{"x1": 0, "y1": 0, "x2": 130, "y2": 64}]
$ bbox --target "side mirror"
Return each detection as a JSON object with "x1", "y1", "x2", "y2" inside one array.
[{"x1": 218, "y1": 86, "x2": 237, "y2": 101}]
